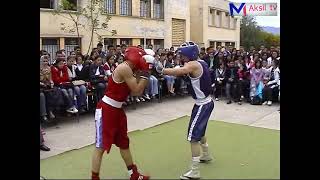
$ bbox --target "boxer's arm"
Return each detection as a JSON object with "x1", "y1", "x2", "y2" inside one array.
[
  {"x1": 163, "y1": 61, "x2": 196, "y2": 76},
  {"x1": 120, "y1": 66, "x2": 148, "y2": 96}
]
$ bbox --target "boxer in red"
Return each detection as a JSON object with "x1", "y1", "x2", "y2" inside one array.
[{"x1": 91, "y1": 47, "x2": 154, "y2": 180}]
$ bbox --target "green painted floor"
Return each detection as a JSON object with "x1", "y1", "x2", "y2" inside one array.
[{"x1": 40, "y1": 116, "x2": 280, "y2": 179}]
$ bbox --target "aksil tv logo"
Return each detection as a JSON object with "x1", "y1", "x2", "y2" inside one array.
[{"x1": 229, "y1": 2, "x2": 277, "y2": 16}]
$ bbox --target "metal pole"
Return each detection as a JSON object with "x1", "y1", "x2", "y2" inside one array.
[{"x1": 144, "y1": 1, "x2": 147, "y2": 49}]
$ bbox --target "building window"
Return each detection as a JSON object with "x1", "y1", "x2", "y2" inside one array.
[
  {"x1": 154, "y1": 39, "x2": 164, "y2": 50},
  {"x1": 42, "y1": 38, "x2": 60, "y2": 64},
  {"x1": 120, "y1": 38, "x2": 132, "y2": 46},
  {"x1": 172, "y1": 19, "x2": 186, "y2": 46},
  {"x1": 103, "y1": 38, "x2": 117, "y2": 51},
  {"x1": 224, "y1": 12, "x2": 230, "y2": 28},
  {"x1": 225, "y1": 42, "x2": 236, "y2": 48},
  {"x1": 62, "y1": 0, "x2": 78, "y2": 11},
  {"x1": 140, "y1": 39, "x2": 152, "y2": 47},
  {"x1": 215, "y1": 10, "x2": 221, "y2": 27},
  {"x1": 209, "y1": 8, "x2": 214, "y2": 26},
  {"x1": 140, "y1": 0, "x2": 151, "y2": 18},
  {"x1": 120, "y1": 0, "x2": 132, "y2": 16},
  {"x1": 40, "y1": 0, "x2": 57, "y2": 9},
  {"x1": 65, "y1": 38, "x2": 81, "y2": 56},
  {"x1": 153, "y1": 0, "x2": 164, "y2": 19},
  {"x1": 105, "y1": 0, "x2": 116, "y2": 14}
]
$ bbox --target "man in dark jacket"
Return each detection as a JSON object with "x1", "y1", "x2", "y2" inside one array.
[{"x1": 225, "y1": 60, "x2": 239, "y2": 104}]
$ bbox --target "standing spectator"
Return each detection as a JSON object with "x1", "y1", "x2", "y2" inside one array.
[
  {"x1": 237, "y1": 62, "x2": 250, "y2": 104},
  {"x1": 244, "y1": 55, "x2": 254, "y2": 71},
  {"x1": 159, "y1": 52, "x2": 175, "y2": 95},
  {"x1": 89, "y1": 56, "x2": 107, "y2": 101},
  {"x1": 249, "y1": 60, "x2": 264, "y2": 103},
  {"x1": 259, "y1": 45, "x2": 265, "y2": 54},
  {"x1": 67, "y1": 56, "x2": 87, "y2": 112},
  {"x1": 74, "y1": 46, "x2": 82, "y2": 57},
  {"x1": 214, "y1": 62, "x2": 226, "y2": 101},
  {"x1": 170, "y1": 46, "x2": 175, "y2": 52},
  {"x1": 121, "y1": 44, "x2": 127, "y2": 55},
  {"x1": 40, "y1": 125, "x2": 50, "y2": 151},
  {"x1": 225, "y1": 60, "x2": 239, "y2": 104},
  {"x1": 107, "y1": 45, "x2": 115, "y2": 56},
  {"x1": 167, "y1": 51, "x2": 175, "y2": 65},
  {"x1": 97, "y1": 42, "x2": 107, "y2": 58},
  {"x1": 267, "y1": 51, "x2": 279, "y2": 68},
  {"x1": 262, "y1": 59, "x2": 280, "y2": 106},
  {"x1": 51, "y1": 58, "x2": 78, "y2": 113},
  {"x1": 148, "y1": 44, "x2": 154, "y2": 50},
  {"x1": 115, "y1": 45, "x2": 122, "y2": 55}
]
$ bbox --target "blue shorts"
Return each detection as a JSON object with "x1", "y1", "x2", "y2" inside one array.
[{"x1": 187, "y1": 100, "x2": 214, "y2": 142}]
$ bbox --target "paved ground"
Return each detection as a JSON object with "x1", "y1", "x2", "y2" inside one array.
[{"x1": 40, "y1": 96, "x2": 280, "y2": 159}]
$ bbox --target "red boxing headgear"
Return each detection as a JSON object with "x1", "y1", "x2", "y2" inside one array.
[{"x1": 124, "y1": 47, "x2": 147, "y2": 70}]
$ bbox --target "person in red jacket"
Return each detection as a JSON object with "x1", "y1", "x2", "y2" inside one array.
[{"x1": 51, "y1": 58, "x2": 78, "y2": 113}]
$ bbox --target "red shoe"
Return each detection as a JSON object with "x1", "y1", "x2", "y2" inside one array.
[{"x1": 129, "y1": 165, "x2": 150, "y2": 180}]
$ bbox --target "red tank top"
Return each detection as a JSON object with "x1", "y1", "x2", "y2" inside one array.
[{"x1": 105, "y1": 75, "x2": 130, "y2": 102}]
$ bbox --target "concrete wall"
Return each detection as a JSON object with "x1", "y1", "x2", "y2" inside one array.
[
  {"x1": 163, "y1": 0, "x2": 190, "y2": 48},
  {"x1": 190, "y1": 0, "x2": 240, "y2": 48},
  {"x1": 40, "y1": 0, "x2": 190, "y2": 53}
]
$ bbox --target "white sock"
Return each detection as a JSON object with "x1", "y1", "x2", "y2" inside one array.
[
  {"x1": 128, "y1": 169, "x2": 133, "y2": 176},
  {"x1": 201, "y1": 143, "x2": 209, "y2": 153},
  {"x1": 192, "y1": 156, "x2": 200, "y2": 163},
  {"x1": 191, "y1": 156, "x2": 200, "y2": 170}
]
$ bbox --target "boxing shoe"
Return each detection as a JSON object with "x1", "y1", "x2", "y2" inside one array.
[{"x1": 129, "y1": 164, "x2": 150, "y2": 180}]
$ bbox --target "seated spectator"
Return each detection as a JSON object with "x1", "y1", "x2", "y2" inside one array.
[
  {"x1": 51, "y1": 58, "x2": 78, "y2": 113},
  {"x1": 40, "y1": 55, "x2": 57, "y2": 122},
  {"x1": 172, "y1": 54, "x2": 188, "y2": 95},
  {"x1": 214, "y1": 62, "x2": 226, "y2": 101},
  {"x1": 170, "y1": 46, "x2": 175, "y2": 52},
  {"x1": 89, "y1": 56, "x2": 107, "y2": 101},
  {"x1": 75, "y1": 55, "x2": 90, "y2": 82},
  {"x1": 244, "y1": 55, "x2": 254, "y2": 71},
  {"x1": 116, "y1": 54, "x2": 124, "y2": 66},
  {"x1": 144, "y1": 62, "x2": 158, "y2": 100},
  {"x1": 107, "y1": 45, "x2": 115, "y2": 56},
  {"x1": 225, "y1": 60, "x2": 240, "y2": 104},
  {"x1": 160, "y1": 52, "x2": 175, "y2": 95},
  {"x1": 103, "y1": 54, "x2": 117, "y2": 77},
  {"x1": 262, "y1": 59, "x2": 280, "y2": 106},
  {"x1": 249, "y1": 60, "x2": 264, "y2": 104},
  {"x1": 67, "y1": 56, "x2": 88, "y2": 112}
]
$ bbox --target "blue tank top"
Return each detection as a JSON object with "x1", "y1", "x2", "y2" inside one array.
[{"x1": 187, "y1": 60, "x2": 212, "y2": 100}]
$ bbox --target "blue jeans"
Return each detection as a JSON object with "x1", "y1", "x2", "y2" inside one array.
[
  {"x1": 147, "y1": 75, "x2": 159, "y2": 95},
  {"x1": 40, "y1": 92, "x2": 47, "y2": 116},
  {"x1": 95, "y1": 83, "x2": 106, "y2": 102},
  {"x1": 60, "y1": 88, "x2": 74, "y2": 109},
  {"x1": 74, "y1": 85, "x2": 87, "y2": 108},
  {"x1": 164, "y1": 75, "x2": 175, "y2": 86}
]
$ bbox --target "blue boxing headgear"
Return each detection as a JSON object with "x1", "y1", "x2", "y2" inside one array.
[{"x1": 177, "y1": 41, "x2": 199, "y2": 61}]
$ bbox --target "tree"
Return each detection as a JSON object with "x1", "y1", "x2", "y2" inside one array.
[
  {"x1": 53, "y1": 0, "x2": 83, "y2": 47},
  {"x1": 51, "y1": 0, "x2": 117, "y2": 55},
  {"x1": 240, "y1": 16, "x2": 280, "y2": 49}
]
